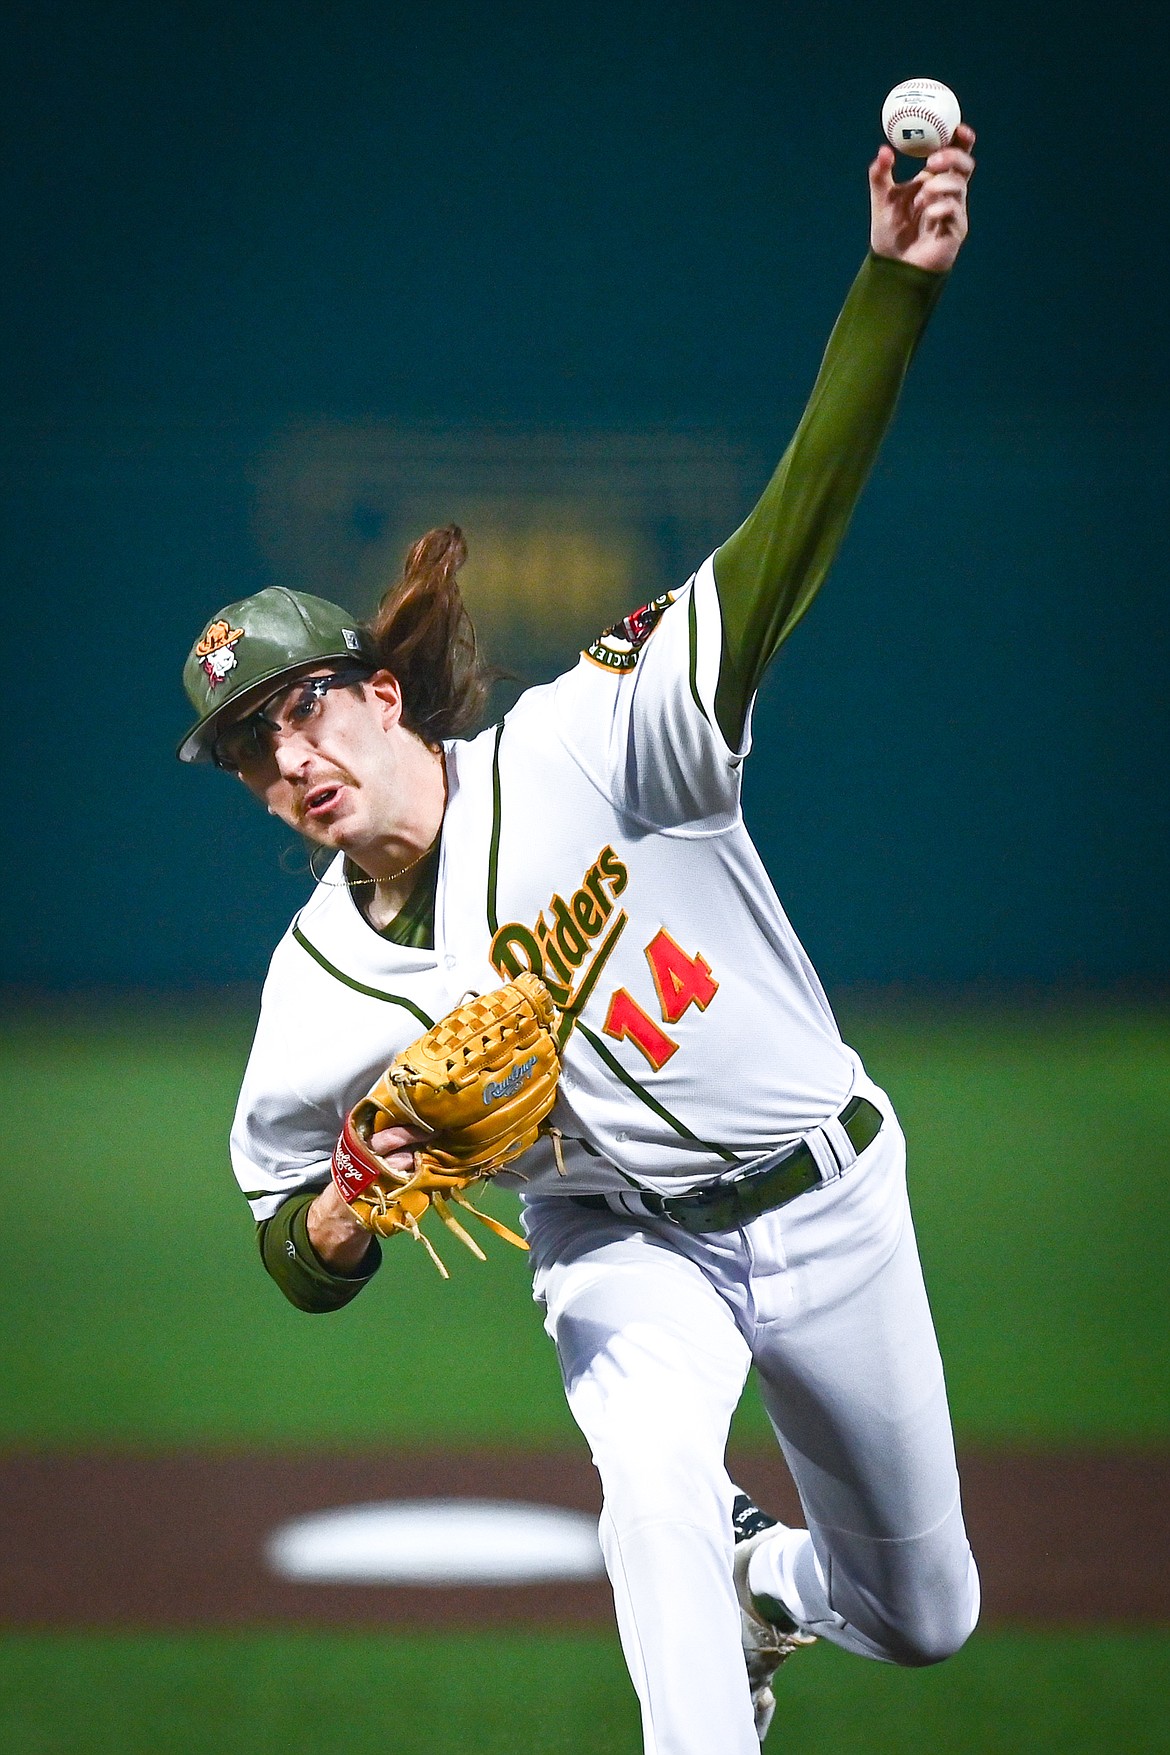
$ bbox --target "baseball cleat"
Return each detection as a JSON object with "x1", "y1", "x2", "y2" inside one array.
[{"x1": 731, "y1": 1491, "x2": 817, "y2": 1742}]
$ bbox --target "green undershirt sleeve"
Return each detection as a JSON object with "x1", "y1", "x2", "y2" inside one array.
[
  {"x1": 257, "y1": 1188, "x2": 382, "y2": 1314},
  {"x1": 712, "y1": 252, "x2": 947, "y2": 747}
]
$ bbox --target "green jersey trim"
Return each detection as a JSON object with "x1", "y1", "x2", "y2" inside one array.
[
  {"x1": 487, "y1": 720, "x2": 505, "y2": 935},
  {"x1": 241, "y1": 1178, "x2": 327, "y2": 1203},
  {"x1": 687, "y1": 587, "x2": 711, "y2": 727},
  {"x1": 576, "y1": 1022, "x2": 737, "y2": 1163},
  {"x1": 291, "y1": 924, "x2": 436, "y2": 1028},
  {"x1": 555, "y1": 911, "x2": 629, "y2": 1048}
]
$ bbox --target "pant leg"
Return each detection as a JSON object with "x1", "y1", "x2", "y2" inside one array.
[
  {"x1": 744, "y1": 1099, "x2": 980, "y2": 1665},
  {"x1": 525, "y1": 1198, "x2": 759, "y2": 1755}
]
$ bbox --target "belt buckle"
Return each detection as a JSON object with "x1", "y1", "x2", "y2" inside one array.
[
  {"x1": 658, "y1": 1138, "x2": 805, "y2": 1233},
  {"x1": 664, "y1": 1179, "x2": 752, "y2": 1234}
]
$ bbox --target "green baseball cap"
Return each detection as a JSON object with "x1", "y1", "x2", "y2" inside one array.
[{"x1": 177, "y1": 586, "x2": 375, "y2": 764}]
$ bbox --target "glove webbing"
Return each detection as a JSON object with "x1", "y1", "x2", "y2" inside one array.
[{"x1": 367, "y1": 1189, "x2": 526, "y2": 1280}]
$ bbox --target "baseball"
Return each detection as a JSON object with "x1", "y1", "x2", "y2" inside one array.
[{"x1": 881, "y1": 78, "x2": 962, "y2": 158}]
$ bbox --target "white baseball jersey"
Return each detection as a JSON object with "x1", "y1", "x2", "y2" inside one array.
[{"x1": 232, "y1": 555, "x2": 858, "y2": 1223}]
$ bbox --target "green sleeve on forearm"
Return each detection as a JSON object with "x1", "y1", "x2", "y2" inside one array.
[
  {"x1": 257, "y1": 1189, "x2": 382, "y2": 1314},
  {"x1": 712, "y1": 253, "x2": 947, "y2": 746}
]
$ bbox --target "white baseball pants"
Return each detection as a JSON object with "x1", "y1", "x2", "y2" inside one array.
[{"x1": 523, "y1": 1073, "x2": 979, "y2": 1755}]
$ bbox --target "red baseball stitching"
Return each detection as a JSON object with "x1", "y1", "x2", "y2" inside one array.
[{"x1": 886, "y1": 104, "x2": 954, "y2": 144}]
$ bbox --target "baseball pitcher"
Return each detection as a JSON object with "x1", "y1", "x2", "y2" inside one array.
[{"x1": 179, "y1": 125, "x2": 979, "y2": 1752}]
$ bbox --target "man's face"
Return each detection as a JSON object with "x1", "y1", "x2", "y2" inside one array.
[{"x1": 219, "y1": 667, "x2": 412, "y2": 855}]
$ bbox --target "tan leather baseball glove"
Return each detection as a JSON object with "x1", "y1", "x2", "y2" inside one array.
[{"x1": 330, "y1": 972, "x2": 561, "y2": 1277}]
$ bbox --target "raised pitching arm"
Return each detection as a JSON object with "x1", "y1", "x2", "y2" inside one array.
[{"x1": 712, "y1": 129, "x2": 975, "y2": 748}]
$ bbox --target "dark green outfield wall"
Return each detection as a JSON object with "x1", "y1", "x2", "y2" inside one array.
[{"x1": 6, "y1": 0, "x2": 1167, "y2": 987}]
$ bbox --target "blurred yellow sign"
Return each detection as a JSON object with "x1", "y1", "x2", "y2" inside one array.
[{"x1": 253, "y1": 423, "x2": 748, "y2": 666}]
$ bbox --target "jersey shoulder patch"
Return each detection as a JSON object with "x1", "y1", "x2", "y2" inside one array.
[{"x1": 583, "y1": 592, "x2": 676, "y2": 673}]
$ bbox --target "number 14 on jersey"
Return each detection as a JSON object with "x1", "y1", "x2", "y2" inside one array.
[{"x1": 603, "y1": 929, "x2": 719, "y2": 1071}]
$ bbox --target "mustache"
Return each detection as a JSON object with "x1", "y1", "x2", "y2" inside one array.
[{"x1": 289, "y1": 767, "x2": 359, "y2": 828}]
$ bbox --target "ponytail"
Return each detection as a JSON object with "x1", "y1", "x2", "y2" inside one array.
[{"x1": 363, "y1": 525, "x2": 494, "y2": 742}]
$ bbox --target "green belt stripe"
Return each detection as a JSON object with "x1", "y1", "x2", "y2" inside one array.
[
  {"x1": 292, "y1": 925, "x2": 436, "y2": 1028},
  {"x1": 487, "y1": 719, "x2": 505, "y2": 934},
  {"x1": 576, "y1": 1022, "x2": 737, "y2": 1162}
]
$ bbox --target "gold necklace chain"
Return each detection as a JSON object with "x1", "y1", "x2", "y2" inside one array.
[
  {"x1": 304, "y1": 756, "x2": 447, "y2": 893},
  {"x1": 355, "y1": 838, "x2": 438, "y2": 892},
  {"x1": 307, "y1": 836, "x2": 440, "y2": 890}
]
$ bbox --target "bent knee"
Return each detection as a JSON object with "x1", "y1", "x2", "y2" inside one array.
[
  {"x1": 881, "y1": 1563, "x2": 980, "y2": 1667},
  {"x1": 828, "y1": 1535, "x2": 981, "y2": 1667},
  {"x1": 887, "y1": 1615, "x2": 975, "y2": 1667}
]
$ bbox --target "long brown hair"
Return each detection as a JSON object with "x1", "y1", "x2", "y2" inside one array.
[{"x1": 363, "y1": 525, "x2": 495, "y2": 743}]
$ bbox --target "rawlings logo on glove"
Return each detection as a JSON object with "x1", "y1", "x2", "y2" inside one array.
[
  {"x1": 484, "y1": 1056, "x2": 538, "y2": 1104},
  {"x1": 330, "y1": 972, "x2": 562, "y2": 1277}
]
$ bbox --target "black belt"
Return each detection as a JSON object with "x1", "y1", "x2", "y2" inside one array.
[{"x1": 571, "y1": 1096, "x2": 883, "y2": 1235}]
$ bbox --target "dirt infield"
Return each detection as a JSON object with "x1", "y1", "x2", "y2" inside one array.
[{"x1": 2, "y1": 1448, "x2": 1166, "y2": 1629}]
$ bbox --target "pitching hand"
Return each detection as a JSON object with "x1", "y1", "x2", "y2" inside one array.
[
  {"x1": 367, "y1": 1121, "x2": 428, "y2": 1166},
  {"x1": 869, "y1": 123, "x2": 975, "y2": 274}
]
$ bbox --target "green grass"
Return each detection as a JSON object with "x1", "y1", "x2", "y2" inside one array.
[
  {"x1": 1, "y1": 997, "x2": 1167, "y2": 1445},
  {"x1": 0, "y1": 1629, "x2": 1166, "y2": 1754},
  {"x1": 841, "y1": 998, "x2": 1170, "y2": 1444}
]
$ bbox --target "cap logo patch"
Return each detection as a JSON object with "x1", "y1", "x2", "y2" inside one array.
[
  {"x1": 195, "y1": 619, "x2": 245, "y2": 688},
  {"x1": 342, "y1": 627, "x2": 362, "y2": 652}
]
